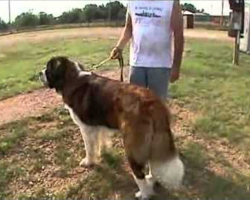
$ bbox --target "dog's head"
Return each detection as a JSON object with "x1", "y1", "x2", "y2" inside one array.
[{"x1": 39, "y1": 56, "x2": 88, "y2": 92}]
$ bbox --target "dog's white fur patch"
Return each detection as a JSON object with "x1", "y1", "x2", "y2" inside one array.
[
  {"x1": 56, "y1": 60, "x2": 61, "y2": 67},
  {"x1": 40, "y1": 69, "x2": 48, "y2": 85},
  {"x1": 79, "y1": 71, "x2": 92, "y2": 76},
  {"x1": 133, "y1": 175, "x2": 155, "y2": 199},
  {"x1": 65, "y1": 105, "x2": 113, "y2": 166},
  {"x1": 73, "y1": 61, "x2": 92, "y2": 77},
  {"x1": 150, "y1": 155, "x2": 184, "y2": 189},
  {"x1": 65, "y1": 105, "x2": 98, "y2": 165},
  {"x1": 74, "y1": 61, "x2": 82, "y2": 72}
]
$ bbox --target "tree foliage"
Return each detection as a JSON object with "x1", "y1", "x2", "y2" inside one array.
[
  {"x1": 181, "y1": 3, "x2": 197, "y2": 13},
  {"x1": 14, "y1": 11, "x2": 39, "y2": 27},
  {"x1": 12, "y1": 1, "x2": 126, "y2": 28},
  {"x1": 0, "y1": 18, "x2": 8, "y2": 31},
  {"x1": 38, "y1": 12, "x2": 55, "y2": 25},
  {"x1": 8, "y1": 1, "x2": 201, "y2": 29}
]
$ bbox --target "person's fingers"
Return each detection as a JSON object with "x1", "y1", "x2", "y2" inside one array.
[
  {"x1": 111, "y1": 49, "x2": 122, "y2": 59},
  {"x1": 110, "y1": 48, "x2": 118, "y2": 59},
  {"x1": 111, "y1": 52, "x2": 119, "y2": 59},
  {"x1": 170, "y1": 72, "x2": 179, "y2": 83}
]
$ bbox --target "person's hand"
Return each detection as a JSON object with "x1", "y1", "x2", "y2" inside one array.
[
  {"x1": 170, "y1": 67, "x2": 180, "y2": 83},
  {"x1": 110, "y1": 47, "x2": 122, "y2": 59}
]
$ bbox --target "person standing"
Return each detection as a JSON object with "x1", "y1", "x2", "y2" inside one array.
[{"x1": 110, "y1": 0, "x2": 184, "y2": 100}]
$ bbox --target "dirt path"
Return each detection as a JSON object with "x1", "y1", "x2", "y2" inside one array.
[
  {"x1": 0, "y1": 89, "x2": 61, "y2": 125},
  {"x1": 0, "y1": 28, "x2": 232, "y2": 49},
  {"x1": 0, "y1": 68, "x2": 129, "y2": 125},
  {"x1": 0, "y1": 28, "x2": 123, "y2": 49}
]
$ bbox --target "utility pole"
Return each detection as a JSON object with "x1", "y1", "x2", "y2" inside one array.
[
  {"x1": 8, "y1": 0, "x2": 11, "y2": 24},
  {"x1": 234, "y1": 29, "x2": 241, "y2": 65},
  {"x1": 108, "y1": 0, "x2": 111, "y2": 23},
  {"x1": 8, "y1": 0, "x2": 12, "y2": 33}
]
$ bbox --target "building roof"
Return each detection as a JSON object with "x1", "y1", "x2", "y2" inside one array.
[{"x1": 182, "y1": 11, "x2": 194, "y2": 15}]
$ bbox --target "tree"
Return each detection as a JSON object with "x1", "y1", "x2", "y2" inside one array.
[
  {"x1": 59, "y1": 9, "x2": 84, "y2": 24},
  {"x1": 106, "y1": 1, "x2": 126, "y2": 20},
  {"x1": 38, "y1": 12, "x2": 55, "y2": 25},
  {"x1": 181, "y1": 3, "x2": 197, "y2": 13},
  {"x1": 0, "y1": 18, "x2": 8, "y2": 31},
  {"x1": 11, "y1": 2, "x2": 127, "y2": 28},
  {"x1": 83, "y1": 4, "x2": 100, "y2": 23},
  {"x1": 98, "y1": 4, "x2": 108, "y2": 20},
  {"x1": 118, "y1": 7, "x2": 127, "y2": 21},
  {"x1": 14, "y1": 11, "x2": 39, "y2": 27}
]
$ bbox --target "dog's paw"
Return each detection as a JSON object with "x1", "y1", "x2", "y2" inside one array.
[
  {"x1": 145, "y1": 175, "x2": 155, "y2": 186},
  {"x1": 79, "y1": 157, "x2": 95, "y2": 167},
  {"x1": 135, "y1": 191, "x2": 142, "y2": 199},
  {"x1": 135, "y1": 190, "x2": 154, "y2": 200}
]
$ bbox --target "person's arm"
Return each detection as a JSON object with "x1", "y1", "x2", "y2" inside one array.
[
  {"x1": 110, "y1": 10, "x2": 132, "y2": 59},
  {"x1": 170, "y1": 0, "x2": 184, "y2": 83},
  {"x1": 116, "y1": 12, "x2": 132, "y2": 49}
]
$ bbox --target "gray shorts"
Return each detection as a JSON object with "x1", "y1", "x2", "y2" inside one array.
[{"x1": 129, "y1": 67, "x2": 171, "y2": 100}]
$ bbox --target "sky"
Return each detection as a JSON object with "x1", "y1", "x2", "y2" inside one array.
[{"x1": 0, "y1": 0, "x2": 234, "y2": 23}]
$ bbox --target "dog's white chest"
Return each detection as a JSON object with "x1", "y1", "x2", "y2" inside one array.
[{"x1": 65, "y1": 105, "x2": 85, "y2": 129}]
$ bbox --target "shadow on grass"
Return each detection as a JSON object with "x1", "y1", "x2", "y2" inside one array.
[
  {"x1": 64, "y1": 151, "x2": 136, "y2": 200},
  {"x1": 165, "y1": 142, "x2": 250, "y2": 200},
  {"x1": 1, "y1": 107, "x2": 249, "y2": 200}
]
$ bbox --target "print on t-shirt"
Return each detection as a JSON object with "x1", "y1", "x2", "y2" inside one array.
[
  {"x1": 133, "y1": 5, "x2": 166, "y2": 26},
  {"x1": 135, "y1": 6, "x2": 163, "y2": 18}
]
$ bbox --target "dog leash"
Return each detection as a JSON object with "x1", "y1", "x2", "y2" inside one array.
[
  {"x1": 91, "y1": 55, "x2": 124, "y2": 82},
  {"x1": 118, "y1": 55, "x2": 124, "y2": 82},
  {"x1": 91, "y1": 57, "x2": 112, "y2": 70}
]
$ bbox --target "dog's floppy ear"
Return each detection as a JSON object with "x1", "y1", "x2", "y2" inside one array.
[{"x1": 46, "y1": 58, "x2": 66, "y2": 92}]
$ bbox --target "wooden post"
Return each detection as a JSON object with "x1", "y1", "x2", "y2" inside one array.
[
  {"x1": 233, "y1": 30, "x2": 241, "y2": 65},
  {"x1": 229, "y1": 11, "x2": 242, "y2": 66}
]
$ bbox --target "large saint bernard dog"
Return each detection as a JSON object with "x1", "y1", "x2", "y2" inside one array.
[{"x1": 40, "y1": 56, "x2": 184, "y2": 200}]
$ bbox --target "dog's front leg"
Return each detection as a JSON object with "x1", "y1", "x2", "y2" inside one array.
[{"x1": 79, "y1": 125, "x2": 99, "y2": 167}]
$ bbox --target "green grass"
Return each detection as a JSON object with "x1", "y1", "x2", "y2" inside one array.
[
  {"x1": 0, "y1": 160, "x2": 25, "y2": 198},
  {"x1": 0, "y1": 36, "x2": 250, "y2": 199},
  {"x1": 0, "y1": 121, "x2": 29, "y2": 154},
  {"x1": 170, "y1": 38, "x2": 250, "y2": 155},
  {"x1": 0, "y1": 38, "x2": 128, "y2": 100}
]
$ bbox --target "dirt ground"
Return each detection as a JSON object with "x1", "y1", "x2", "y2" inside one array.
[
  {"x1": 0, "y1": 68, "x2": 129, "y2": 125},
  {"x1": 0, "y1": 27, "x2": 233, "y2": 49}
]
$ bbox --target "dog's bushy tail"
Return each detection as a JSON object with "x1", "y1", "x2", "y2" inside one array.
[
  {"x1": 150, "y1": 154, "x2": 184, "y2": 189},
  {"x1": 149, "y1": 127, "x2": 184, "y2": 189},
  {"x1": 148, "y1": 101, "x2": 184, "y2": 189}
]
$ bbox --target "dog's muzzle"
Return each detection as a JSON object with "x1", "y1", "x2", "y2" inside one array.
[{"x1": 39, "y1": 69, "x2": 48, "y2": 87}]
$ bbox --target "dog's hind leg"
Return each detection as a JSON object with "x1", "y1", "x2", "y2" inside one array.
[
  {"x1": 128, "y1": 157, "x2": 155, "y2": 200},
  {"x1": 122, "y1": 127, "x2": 155, "y2": 200}
]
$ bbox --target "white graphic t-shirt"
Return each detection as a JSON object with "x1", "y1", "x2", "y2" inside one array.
[{"x1": 128, "y1": 1, "x2": 174, "y2": 68}]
